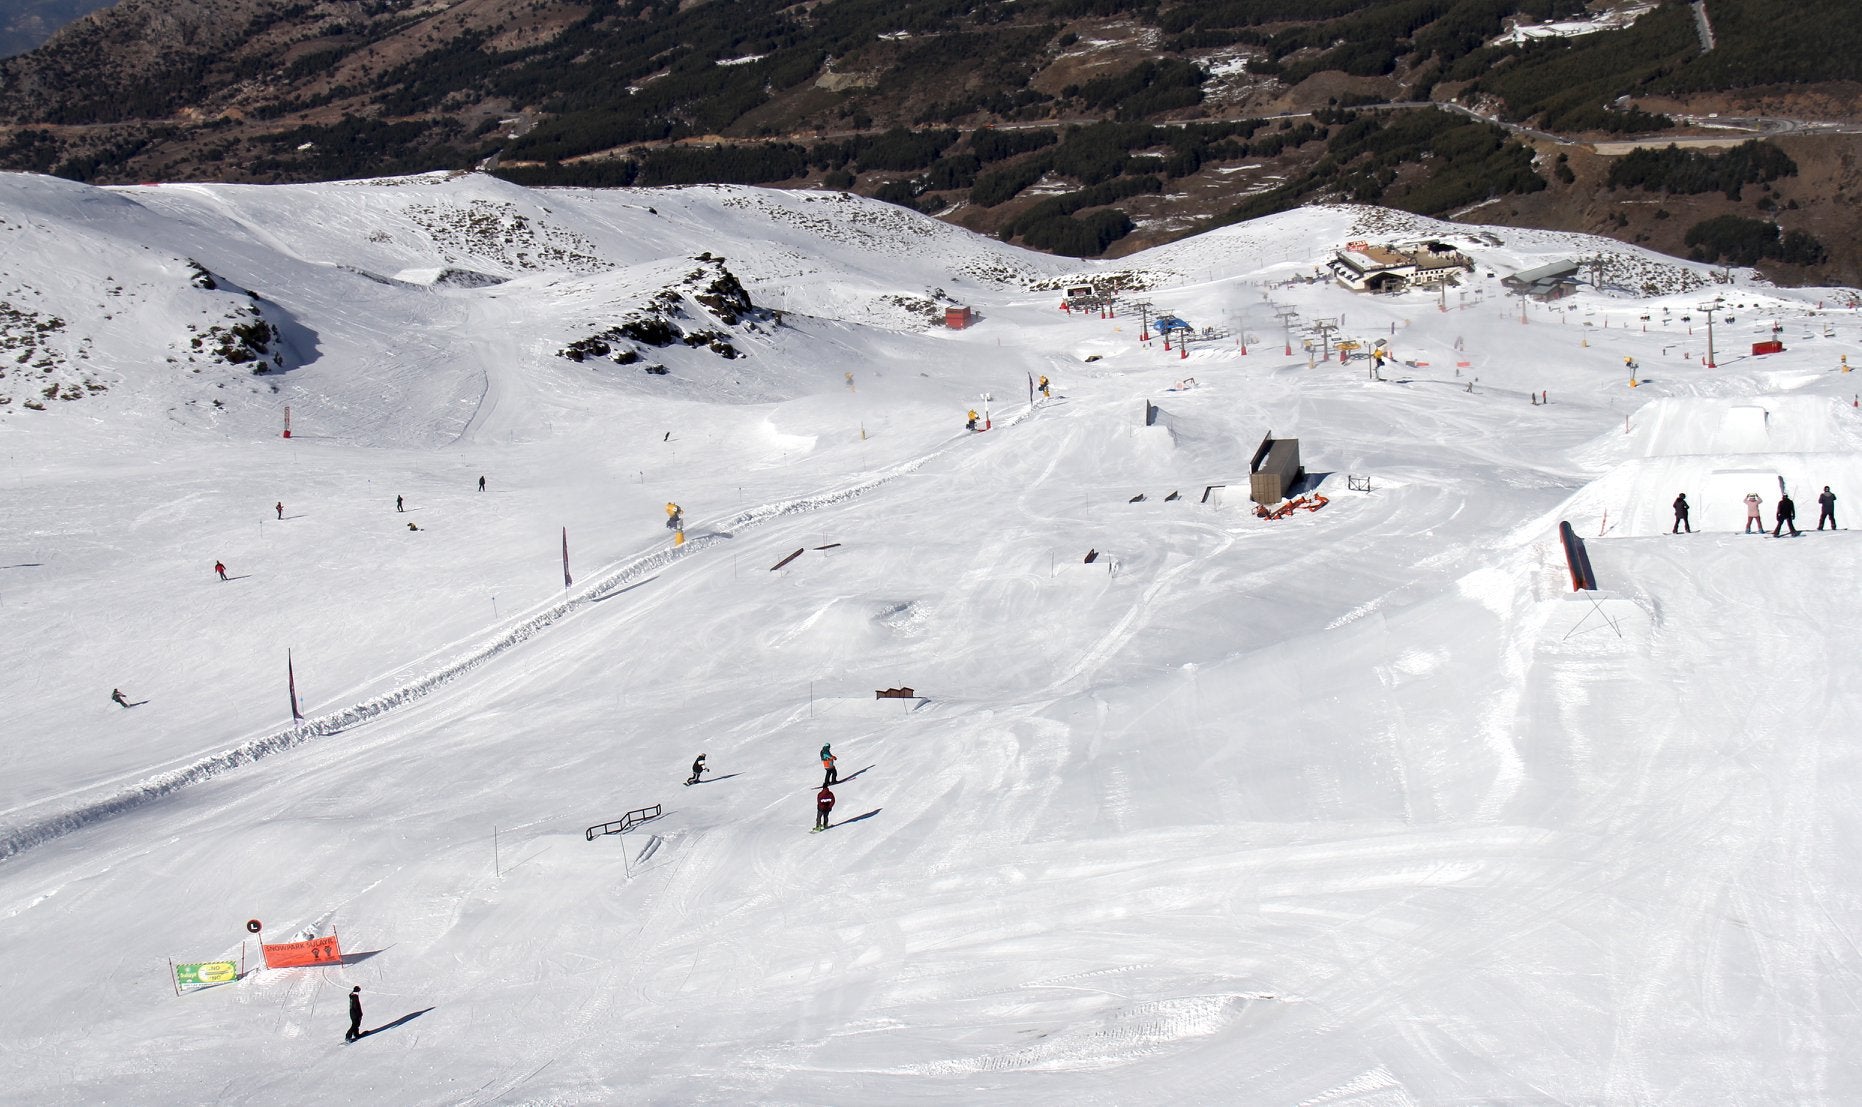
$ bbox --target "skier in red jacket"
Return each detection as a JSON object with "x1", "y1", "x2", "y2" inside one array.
[
  {"x1": 214, "y1": 560, "x2": 228, "y2": 581},
  {"x1": 815, "y1": 786, "x2": 835, "y2": 831}
]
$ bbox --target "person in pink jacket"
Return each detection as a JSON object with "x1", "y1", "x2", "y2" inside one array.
[{"x1": 1743, "y1": 492, "x2": 1764, "y2": 534}]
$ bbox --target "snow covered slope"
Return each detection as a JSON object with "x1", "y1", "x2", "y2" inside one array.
[{"x1": 3, "y1": 171, "x2": 1861, "y2": 1103}]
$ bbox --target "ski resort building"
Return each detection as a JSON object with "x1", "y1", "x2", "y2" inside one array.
[
  {"x1": 1501, "y1": 259, "x2": 1582, "y2": 300},
  {"x1": 1328, "y1": 241, "x2": 1472, "y2": 293}
]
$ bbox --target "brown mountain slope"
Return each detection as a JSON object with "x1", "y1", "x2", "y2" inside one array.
[{"x1": 0, "y1": 0, "x2": 1856, "y2": 287}]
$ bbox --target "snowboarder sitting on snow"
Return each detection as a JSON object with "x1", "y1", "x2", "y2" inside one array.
[
  {"x1": 820, "y1": 744, "x2": 837, "y2": 786},
  {"x1": 1744, "y1": 492, "x2": 1764, "y2": 533},
  {"x1": 815, "y1": 785, "x2": 835, "y2": 830},
  {"x1": 1775, "y1": 493, "x2": 1799, "y2": 537},
  {"x1": 1818, "y1": 485, "x2": 1838, "y2": 530},
  {"x1": 688, "y1": 754, "x2": 707, "y2": 785},
  {"x1": 965, "y1": 409, "x2": 979, "y2": 432},
  {"x1": 1672, "y1": 492, "x2": 1691, "y2": 534},
  {"x1": 111, "y1": 688, "x2": 129, "y2": 708},
  {"x1": 407, "y1": 521, "x2": 420, "y2": 531}
]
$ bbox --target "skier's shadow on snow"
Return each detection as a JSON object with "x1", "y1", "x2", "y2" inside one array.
[
  {"x1": 838, "y1": 765, "x2": 875, "y2": 784},
  {"x1": 221, "y1": 574, "x2": 254, "y2": 582},
  {"x1": 592, "y1": 577, "x2": 658, "y2": 602},
  {"x1": 1, "y1": 562, "x2": 42, "y2": 569},
  {"x1": 359, "y1": 1008, "x2": 433, "y2": 1038},
  {"x1": 125, "y1": 699, "x2": 151, "y2": 707},
  {"x1": 694, "y1": 772, "x2": 742, "y2": 784},
  {"x1": 833, "y1": 808, "x2": 881, "y2": 828}
]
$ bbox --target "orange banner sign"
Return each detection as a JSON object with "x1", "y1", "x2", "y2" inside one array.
[{"x1": 260, "y1": 935, "x2": 342, "y2": 968}]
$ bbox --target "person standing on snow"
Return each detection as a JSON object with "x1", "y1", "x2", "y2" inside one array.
[
  {"x1": 111, "y1": 688, "x2": 129, "y2": 708},
  {"x1": 1775, "y1": 493, "x2": 1799, "y2": 537},
  {"x1": 815, "y1": 785, "x2": 835, "y2": 831},
  {"x1": 965, "y1": 409, "x2": 979, "y2": 432},
  {"x1": 1817, "y1": 485, "x2": 1838, "y2": 530},
  {"x1": 1038, "y1": 375, "x2": 1051, "y2": 400},
  {"x1": 1744, "y1": 492, "x2": 1764, "y2": 533},
  {"x1": 478, "y1": 475, "x2": 486, "y2": 492},
  {"x1": 214, "y1": 560, "x2": 228, "y2": 581},
  {"x1": 1672, "y1": 493, "x2": 1691, "y2": 534},
  {"x1": 396, "y1": 495, "x2": 404, "y2": 513},
  {"x1": 345, "y1": 986, "x2": 363, "y2": 1042},
  {"x1": 688, "y1": 754, "x2": 707, "y2": 785},
  {"x1": 820, "y1": 744, "x2": 837, "y2": 786},
  {"x1": 275, "y1": 502, "x2": 283, "y2": 520}
]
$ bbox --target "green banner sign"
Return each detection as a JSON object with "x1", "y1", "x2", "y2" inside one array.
[{"x1": 174, "y1": 961, "x2": 238, "y2": 986}]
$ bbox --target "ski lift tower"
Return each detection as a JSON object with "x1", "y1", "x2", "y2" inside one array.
[
  {"x1": 1311, "y1": 319, "x2": 1339, "y2": 360},
  {"x1": 1274, "y1": 307, "x2": 1300, "y2": 355},
  {"x1": 1128, "y1": 299, "x2": 1156, "y2": 340},
  {"x1": 1698, "y1": 299, "x2": 1720, "y2": 368}
]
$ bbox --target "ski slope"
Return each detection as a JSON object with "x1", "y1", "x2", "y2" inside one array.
[{"x1": 3, "y1": 171, "x2": 1861, "y2": 1103}]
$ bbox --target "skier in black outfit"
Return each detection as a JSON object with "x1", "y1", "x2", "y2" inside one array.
[
  {"x1": 345, "y1": 986, "x2": 363, "y2": 1042},
  {"x1": 1817, "y1": 486, "x2": 1838, "y2": 530},
  {"x1": 1774, "y1": 493, "x2": 1799, "y2": 537},
  {"x1": 687, "y1": 754, "x2": 707, "y2": 785},
  {"x1": 111, "y1": 688, "x2": 129, "y2": 708},
  {"x1": 1672, "y1": 492, "x2": 1691, "y2": 534}
]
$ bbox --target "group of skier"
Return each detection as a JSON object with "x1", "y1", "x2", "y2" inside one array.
[
  {"x1": 1673, "y1": 486, "x2": 1837, "y2": 536},
  {"x1": 684, "y1": 744, "x2": 844, "y2": 830}
]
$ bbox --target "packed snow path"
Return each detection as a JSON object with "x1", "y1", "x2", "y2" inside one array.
[{"x1": 3, "y1": 172, "x2": 1861, "y2": 1102}]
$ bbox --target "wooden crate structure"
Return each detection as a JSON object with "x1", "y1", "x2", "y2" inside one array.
[{"x1": 1249, "y1": 434, "x2": 1304, "y2": 504}]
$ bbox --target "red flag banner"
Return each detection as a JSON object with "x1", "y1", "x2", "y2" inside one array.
[{"x1": 261, "y1": 934, "x2": 341, "y2": 968}]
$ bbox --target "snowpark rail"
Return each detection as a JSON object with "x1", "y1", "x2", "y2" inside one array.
[
  {"x1": 0, "y1": 403, "x2": 1042, "y2": 864},
  {"x1": 586, "y1": 805, "x2": 662, "y2": 841}
]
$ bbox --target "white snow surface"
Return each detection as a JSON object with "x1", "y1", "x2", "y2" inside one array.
[{"x1": 3, "y1": 170, "x2": 1862, "y2": 1104}]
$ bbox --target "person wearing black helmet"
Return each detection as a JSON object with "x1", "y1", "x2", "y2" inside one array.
[{"x1": 686, "y1": 754, "x2": 707, "y2": 786}]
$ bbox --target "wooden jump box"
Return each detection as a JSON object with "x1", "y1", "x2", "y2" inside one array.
[{"x1": 1249, "y1": 434, "x2": 1304, "y2": 504}]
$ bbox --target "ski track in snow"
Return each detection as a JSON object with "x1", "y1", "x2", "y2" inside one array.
[
  {"x1": 0, "y1": 412, "x2": 1035, "y2": 863},
  {"x1": 7, "y1": 173, "x2": 1862, "y2": 1102}
]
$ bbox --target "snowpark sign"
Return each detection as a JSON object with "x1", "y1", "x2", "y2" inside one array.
[{"x1": 259, "y1": 934, "x2": 342, "y2": 968}]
